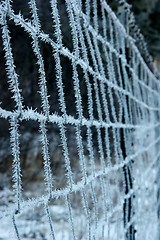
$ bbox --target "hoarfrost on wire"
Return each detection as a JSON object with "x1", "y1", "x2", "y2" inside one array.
[{"x1": 0, "y1": 0, "x2": 160, "y2": 239}]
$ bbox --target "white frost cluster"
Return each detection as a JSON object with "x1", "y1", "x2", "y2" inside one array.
[{"x1": 0, "y1": 0, "x2": 160, "y2": 239}]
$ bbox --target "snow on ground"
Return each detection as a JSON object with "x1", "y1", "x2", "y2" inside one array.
[{"x1": 0, "y1": 180, "x2": 125, "y2": 240}]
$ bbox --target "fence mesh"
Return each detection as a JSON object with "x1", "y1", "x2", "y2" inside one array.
[{"x1": 0, "y1": 0, "x2": 160, "y2": 239}]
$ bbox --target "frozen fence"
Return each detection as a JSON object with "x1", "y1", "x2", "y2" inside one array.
[{"x1": 0, "y1": 0, "x2": 160, "y2": 239}]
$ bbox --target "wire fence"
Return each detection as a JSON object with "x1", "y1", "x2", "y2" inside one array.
[{"x1": 0, "y1": 0, "x2": 160, "y2": 239}]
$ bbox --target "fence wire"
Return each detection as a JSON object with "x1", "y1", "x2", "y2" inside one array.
[{"x1": 0, "y1": 0, "x2": 160, "y2": 239}]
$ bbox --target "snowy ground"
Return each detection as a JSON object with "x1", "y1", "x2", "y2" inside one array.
[
  {"x1": 0, "y1": 177, "x2": 125, "y2": 240},
  {"x1": 0, "y1": 169, "x2": 158, "y2": 240}
]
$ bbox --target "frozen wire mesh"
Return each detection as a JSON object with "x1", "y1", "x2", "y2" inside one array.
[{"x1": 0, "y1": 0, "x2": 160, "y2": 239}]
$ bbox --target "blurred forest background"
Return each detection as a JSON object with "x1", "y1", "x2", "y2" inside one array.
[{"x1": 0, "y1": 0, "x2": 160, "y2": 193}]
